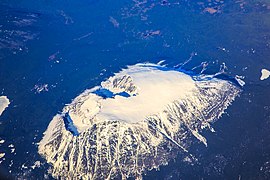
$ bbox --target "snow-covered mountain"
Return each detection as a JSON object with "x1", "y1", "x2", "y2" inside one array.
[{"x1": 38, "y1": 63, "x2": 242, "y2": 179}]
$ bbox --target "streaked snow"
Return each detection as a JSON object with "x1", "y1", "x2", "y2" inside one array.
[
  {"x1": 39, "y1": 63, "x2": 242, "y2": 179},
  {"x1": 0, "y1": 96, "x2": 10, "y2": 116},
  {"x1": 260, "y1": 69, "x2": 270, "y2": 80}
]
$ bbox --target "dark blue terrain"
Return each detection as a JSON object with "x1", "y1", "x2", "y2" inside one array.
[{"x1": 0, "y1": 0, "x2": 270, "y2": 179}]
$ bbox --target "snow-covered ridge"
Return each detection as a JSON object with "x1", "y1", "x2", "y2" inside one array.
[{"x1": 38, "y1": 63, "x2": 242, "y2": 179}]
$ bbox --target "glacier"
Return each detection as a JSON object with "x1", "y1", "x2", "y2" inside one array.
[{"x1": 38, "y1": 63, "x2": 242, "y2": 179}]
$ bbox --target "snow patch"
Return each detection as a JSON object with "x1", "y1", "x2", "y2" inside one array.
[
  {"x1": 31, "y1": 161, "x2": 41, "y2": 169},
  {"x1": 0, "y1": 153, "x2": 5, "y2": 159},
  {"x1": 260, "y1": 69, "x2": 270, "y2": 80},
  {"x1": 0, "y1": 96, "x2": 10, "y2": 116}
]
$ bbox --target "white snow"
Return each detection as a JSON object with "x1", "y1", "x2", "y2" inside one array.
[
  {"x1": 260, "y1": 69, "x2": 270, "y2": 80},
  {"x1": 31, "y1": 161, "x2": 41, "y2": 169},
  {"x1": 235, "y1": 75, "x2": 245, "y2": 86},
  {"x1": 97, "y1": 66, "x2": 196, "y2": 123},
  {"x1": 38, "y1": 63, "x2": 241, "y2": 180},
  {"x1": 0, "y1": 96, "x2": 10, "y2": 116},
  {"x1": 8, "y1": 144, "x2": 14, "y2": 148}
]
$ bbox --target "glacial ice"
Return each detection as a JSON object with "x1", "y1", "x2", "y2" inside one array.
[
  {"x1": 0, "y1": 96, "x2": 10, "y2": 116},
  {"x1": 39, "y1": 63, "x2": 242, "y2": 179}
]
